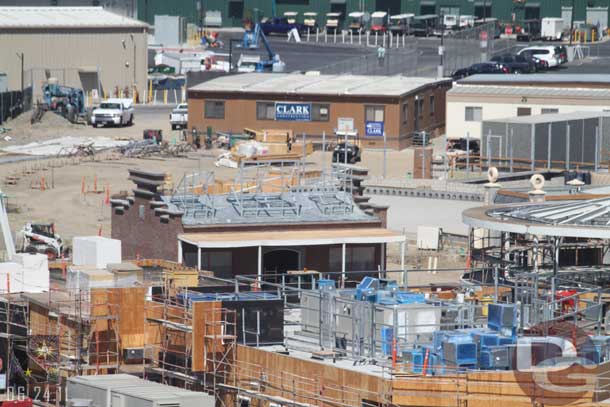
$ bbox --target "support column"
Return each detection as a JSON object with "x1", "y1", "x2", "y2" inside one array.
[
  {"x1": 341, "y1": 243, "x2": 346, "y2": 289},
  {"x1": 400, "y1": 241, "x2": 406, "y2": 288},
  {"x1": 177, "y1": 240, "x2": 183, "y2": 263},
  {"x1": 258, "y1": 246, "x2": 262, "y2": 285},
  {"x1": 197, "y1": 247, "x2": 201, "y2": 271}
]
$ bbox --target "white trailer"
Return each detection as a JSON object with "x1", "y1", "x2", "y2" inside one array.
[
  {"x1": 68, "y1": 374, "x2": 214, "y2": 407},
  {"x1": 541, "y1": 17, "x2": 565, "y2": 40}
]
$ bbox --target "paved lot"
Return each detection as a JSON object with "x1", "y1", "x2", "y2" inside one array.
[{"x1": 216, "y1": 29, "x2": 610, "y2": 76}]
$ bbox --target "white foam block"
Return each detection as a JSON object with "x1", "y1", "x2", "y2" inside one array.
[
  {"x1": 73, "y1": 236, "x2": 122, "y2": 268},
  {"x1": 10, "y1": 253, "x2": 49, "y2": 293}
]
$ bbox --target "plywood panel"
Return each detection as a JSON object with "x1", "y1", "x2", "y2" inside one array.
[
  {"x1": 112, "y1": 287, "x2": 146, "y2": 349},
  {"x1": 192, "y1": 301, "x2": 221, "y2": 372},
  {"x1": 236, "y1": 345, "x2": 384, "y2": 407}
]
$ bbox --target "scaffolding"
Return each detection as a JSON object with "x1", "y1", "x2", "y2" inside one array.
[{"x1": 144, "y1": 287, "x2": 237, "y2": 394}]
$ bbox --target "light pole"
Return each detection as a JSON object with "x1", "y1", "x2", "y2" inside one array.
[{"x1": 130, "y1": 34, "x2": 136, "y2": 96}]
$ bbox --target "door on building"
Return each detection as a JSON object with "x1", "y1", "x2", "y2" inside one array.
[
  {"x1": 78, "y1": 69, "x2": 100, "y2": 95},
  {"x1": 376, "y1": 0, "x2": 401, "y2": 15},
  {"x1": 228, "y1": 0, "x2": 244, "y2": 26},
  {"x1": 263, "y1": 249, "x2": 300, "y2": 282},
  {"x1": 587, "y1": 7, "x2": 608, "y2": 31},
  {"x1": 331, "y1": 1, "x2": 347, "y2": 26},
  {"x1": 524, "y1": 4, "x2": 540, "y2": 20},
  {"x1": 420, "y1": 3, "x2": 436, "y2": 15},
  {"x1": 474, "y1": 3, "x2": 492, "y2": 20}
]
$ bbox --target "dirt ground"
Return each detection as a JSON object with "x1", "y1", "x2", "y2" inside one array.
[{"x1": 0, "y1": 110, "x2": 464, "y2": 273}]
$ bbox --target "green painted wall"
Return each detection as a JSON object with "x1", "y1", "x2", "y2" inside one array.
[{"x1": 137, "y1": 0, "x2": 610, "y2": 27}]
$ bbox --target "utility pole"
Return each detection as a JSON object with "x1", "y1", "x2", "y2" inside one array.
[
  {"x1": 16, "y1": 53, "x2": 23, "y2": 96},
  {"x1": 483, "y1": 0, "x2": 487, "y2": 22},
  {"x1": 438, "y1": 11, "x2": 444, "y2": 78},
  {"x1": 569, "y1": 0, "x2": 575, "y2": 45},
  {"x1": 130, "y1": 35, "x2": 136, "y2": 92}
]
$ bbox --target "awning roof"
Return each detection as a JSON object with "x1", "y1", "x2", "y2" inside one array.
[{"x1": 179, "y1": 228, "x2": 405, "y2": 248}]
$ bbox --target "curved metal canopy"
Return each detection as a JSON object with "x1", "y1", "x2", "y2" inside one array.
[{"x1": 462, "y1": 198, "x2": 610, "y2": 238}]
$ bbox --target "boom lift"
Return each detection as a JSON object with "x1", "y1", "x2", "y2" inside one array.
[{"x1": 238, "y1": 23, "x2": 285, "y2": 72}]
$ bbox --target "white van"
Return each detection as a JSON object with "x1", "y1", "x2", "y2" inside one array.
[{"x1": 517, "y1": 46, "x2": 560, "y2": 68}]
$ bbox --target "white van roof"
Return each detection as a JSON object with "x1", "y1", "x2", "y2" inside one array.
[
  {"x1": 390, "y1": 13, "x2": 415, "y2": 20},
  {"x1": 371, "y1": 11, "x2": 387, "y2": 18}
]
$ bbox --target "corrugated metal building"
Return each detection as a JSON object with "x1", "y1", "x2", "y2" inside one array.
[
  {"x1": 0, "y1": 7, "x2": 148, "y2": 100},
  {"x1": 136, "y1": 0, "x2": 610, "y2": 29},
  {"x1": 0, "y1": 1, "x2": 136, "y2": 17}
]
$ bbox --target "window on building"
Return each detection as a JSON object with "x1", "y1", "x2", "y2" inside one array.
[
  {"x1": 517, "y1": 107, "x2": 532, "y2": 116},
  {"x1": 256, "y1": 102, "x2": 275, "y2": 120},
  {"x1": 465, "y1": 106, "x2": 482, "y2": 121},
  {"x1": 329, "y1": 246, "x2": 376, "y2": 271},
  {"x1": 205, "y1": 100, "x2": 225, "y2": 119},
  {"x1": 365, "y1": 105, "x2": 384, "y2": 122},
  {"x1": 541, "y1": 108, "x2": 559, "y2": 114},
  {"x1": 200, "y1": 250, "x2": 233, "y2": 275},
  {"x1": 312, "y1": 103, "x2": 330, "y2": 121},
  {"x1": 429, "y1": 95, "x2": 435, "y2": 116},
  {"x1": 402, "y1": 103, "x2": 408, "y2": 124}
]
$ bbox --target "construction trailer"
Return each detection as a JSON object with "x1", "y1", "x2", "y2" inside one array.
[
  {"x1": 481, "y1": 111, "x2": 610, "y2": 171},
  {"x1": 67, "y1": 374, "x2": 214, "y2": 407}
]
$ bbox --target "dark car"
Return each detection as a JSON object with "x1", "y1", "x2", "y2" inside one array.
[
  {"x1": 518, "y1": 50, "x2": 549, "y2": 71},
  {"x1": 555, "y1": 45, "x2": 568, "y2": 64},
  {"x1": 452, "y1": 62, "x2": 509, "y2": 80},
  {"x1": 260, "y1": 17, "x2": 305, "y2": 35},
  {"x1": 332, "y1": 143, "x2": 361, "y2": 164},
  {"x1": 490, "y1": 54, "x2": 535, "y2": 74}
]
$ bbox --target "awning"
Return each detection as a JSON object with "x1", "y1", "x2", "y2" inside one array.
[
  {"x1": 78, "y1": 66, "x2": 99, "y2": 73},
  {"x1": 179, "y1": 228, "x2": 405, "y2": 248}
]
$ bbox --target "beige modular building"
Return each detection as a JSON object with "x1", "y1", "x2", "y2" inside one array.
[
  {"x1": 446, "y1": 74, "x2": 610, "y2": 140},
  {"x1": 0, "y1": 7, "x2": 148, "y2": 101}
]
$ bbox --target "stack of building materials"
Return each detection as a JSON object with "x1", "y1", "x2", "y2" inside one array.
[
  {"x1": 67, "y1": 374, "x2": 214, "y2": 407},
  {"x1": 73, "y1": 236, "x2": 122, "y2": 268},
  {"x1": 0, "y1": 253, "x2": 49, "y2": 293}
]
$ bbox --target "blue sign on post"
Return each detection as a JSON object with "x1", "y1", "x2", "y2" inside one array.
[
  {"x1": 275, "y1": 102, "x2": 312, "y2": 121},
  {"x1": 365, "y1": 121, "x2": 384, "y2": 136}
]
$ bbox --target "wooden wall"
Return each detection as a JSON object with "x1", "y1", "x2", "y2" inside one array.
[{"x1": 234, "y1": 345, "x2": 385, "y2": 407}]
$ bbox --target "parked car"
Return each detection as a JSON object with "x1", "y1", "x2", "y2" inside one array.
[
  {"x1": 260, "y1": 17, "x2": 305, "y2": 35},
  {"x1": 518, "y1": 50, "x2": 549, "y2": 71},
  {"x1": 170, "y1": 103, "x2": 188, "y2": 130},
  {"x1": 490, "y1": 54, "x2": 535, "y2": 74},
  {"x1": 451, "y1": 62, "x2": 509, "y2": 80},
  {"x1": 91, "y1": 99, "x2": 134, "y2": 127},
  {"x1": 517, "y1": 46, "x2": 560, "y2": 68},
  {"x1": 332, "y1": 143, "x2": 361, "y2": 164}
]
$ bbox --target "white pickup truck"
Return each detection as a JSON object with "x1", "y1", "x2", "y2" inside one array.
[
  {"x1": 91, "y1": 98, "x2": 134, "y2": 127},
  {"x1": 170, "y1": 103, "x2": 188, "y2": 130}
]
